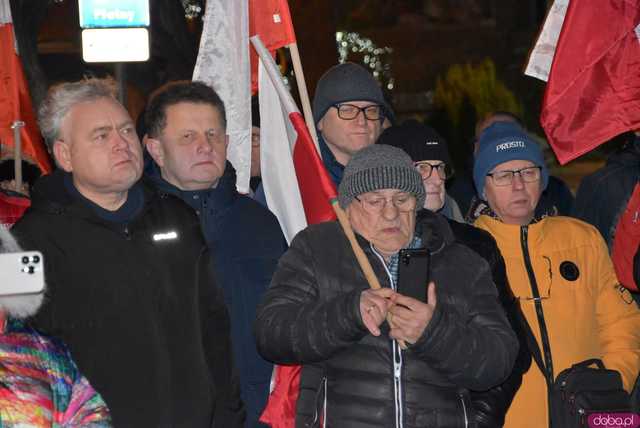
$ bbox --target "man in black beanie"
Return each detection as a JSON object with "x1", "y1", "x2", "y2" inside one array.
[
  {"x1": 312, "y1": 62, "x2": 393, "y2": 186},
  {"x1": 379, "y1": 121, "x2": 463, "y2": 221}
]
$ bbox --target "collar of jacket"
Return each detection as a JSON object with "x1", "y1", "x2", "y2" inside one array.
[
  {"x1": 474, "y1": 214, "x2": 551, "y2": 252},
  {"x1": 318, "y1": 133, "x2": 345, "y2": 187},
  {"x1": 415, "y1": 208, "x2": 453, "y2": 254},
  {"x1": 465, "y1": 196, "x2": 554, "y2": 225},
  {"x1": 29, "y1": 169, "x2": 156, "y2": 224},
  {"x1": 145, "y1": 160, "x2": 237, "y2": 212}
]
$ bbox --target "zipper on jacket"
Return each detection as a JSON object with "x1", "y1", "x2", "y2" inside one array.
[
  {"x1": 370, "y1": 244, "x2": 404, "y2": 428},
  {"x1": 520, "y1": 225, "x2": 554, "y2": 426},
  {"x1": 459, "y1": 393, "x2": 469, "y2": 428},
  {"x1": 124, "y1": 224, "x2": 131, "y2": 240}
]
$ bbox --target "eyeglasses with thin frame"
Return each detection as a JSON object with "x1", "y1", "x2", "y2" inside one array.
[
  {"x1": 333, "y1": 103, "x2": 384, "y2": 121},
  {"x1": 486, "y1": 166, "x2": 542, "y2": 186},
  {"x1": 414, "y1": 161, "x2": 452, "y2": 180},
  {"x1": 354, "y1": 193, "x2": 416, "y2": 214}
]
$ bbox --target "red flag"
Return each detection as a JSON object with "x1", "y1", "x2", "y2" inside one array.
[
  {"x1": 249, "y1": 0, "x2": 297, "y2": 93},
  {"x1": 253, "y1": 35, "x2": 335, "y2": 428},
  {"x1": 540, "y1": 0, "x2": 640, "y2": 164},
  {"x1": 0, "y1": 5, "x2": 52, "y2": 175},
  {"x1": 290, "y1": 113, "x2": 337, "y2": 223}
]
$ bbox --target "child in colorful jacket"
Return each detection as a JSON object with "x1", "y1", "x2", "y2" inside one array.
[{"x1": 0, "y1": 225, "x2": 112, "y2": 427}]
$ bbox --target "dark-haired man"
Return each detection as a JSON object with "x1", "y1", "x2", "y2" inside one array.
[{"x1": 144, "y1": 81, "x2": 286, "y2": 427}]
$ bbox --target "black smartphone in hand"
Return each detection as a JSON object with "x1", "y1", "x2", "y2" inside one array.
[{"x1": 397, "y1": 248, "x2": 430, "y2": 303}]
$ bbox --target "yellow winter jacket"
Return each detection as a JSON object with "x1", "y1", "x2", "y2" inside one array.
[{"x1": 475, "y1": 215, "x2": 640, "y2": 428}]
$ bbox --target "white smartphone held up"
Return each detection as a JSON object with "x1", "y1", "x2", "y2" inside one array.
[{"x1": 0, "y1": 251, "x2": 45, "y2": 296}]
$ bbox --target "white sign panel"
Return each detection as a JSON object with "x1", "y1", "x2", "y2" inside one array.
[{"x1": 82, "y1": 28, "x2": 149, "y2": 62}]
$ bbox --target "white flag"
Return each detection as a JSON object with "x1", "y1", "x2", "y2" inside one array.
[
  {"x1": 193, "y1": 0, "x2": 252, "y2": 193},
  {"x1": 524, "y1": 0, "x2": 570, "y2": 82}
]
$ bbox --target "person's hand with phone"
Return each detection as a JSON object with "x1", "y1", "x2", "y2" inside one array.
[
  {"x1": 388, "y1": 282, "x2": 437, "y2": 344},
  {"x1": 360, "y1": 288, "x2": 396, "y2": 336}
]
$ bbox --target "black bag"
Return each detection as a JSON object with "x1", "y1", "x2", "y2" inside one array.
[
  {"x1": 550, "y1": 358, "x2": 631, "y2": 427},
  {"x1": 520, "y1": 298, "x2": 631, "y2": 427}
]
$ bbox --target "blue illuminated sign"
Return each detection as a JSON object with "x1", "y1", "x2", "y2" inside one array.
[{"x1": 79, "y1": 0, "x2": 149, "y2": 28}]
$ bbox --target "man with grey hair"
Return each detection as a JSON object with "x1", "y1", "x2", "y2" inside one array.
[
  {"x1": 255, "y1": 144, "x2": 517, "y2": 427},
  {"x1": 12, "y1": 78, "x2": 244, "y2": 427}
]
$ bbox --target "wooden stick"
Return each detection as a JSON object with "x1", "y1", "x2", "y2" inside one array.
[
  {"x1": 11, "y1": 121, "x2": 24, "y2": 193},
  {"x1": 331, "y1": 199, "x2": 407, "y2": 349},
  {"x1": 332, "y1": 199, "x2": 382, "y2": 289},
  {"x1": 286, "y1": 42, "x2": 320, "y2": 153}
]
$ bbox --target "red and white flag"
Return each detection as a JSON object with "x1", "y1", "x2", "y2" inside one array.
[
  {"x1": 193, "y1": 0, "x2": 298, "y2": 192},
  {"x1": 539, "y1": 0, "x2": 640, "y2": 164},
  {"x1": 0, "y1": 0, "x2": 52, "y2": 175},
  {"x1": 252, "y1": 35, "x2": 337, "y2": 427},
  {"x1": 253, "y1": 36, "x2": 336, "y2": 242}
]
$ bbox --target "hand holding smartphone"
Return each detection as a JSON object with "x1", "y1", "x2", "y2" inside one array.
[{"x1": 396, "y1": 248, "x2": 430, "y2": 303}]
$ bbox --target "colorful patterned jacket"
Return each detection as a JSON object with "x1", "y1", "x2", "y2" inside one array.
[{"x1": 0, "y1": 315, "x2": 112, "y2": 427}]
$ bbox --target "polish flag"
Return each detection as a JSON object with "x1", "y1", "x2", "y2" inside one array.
[
  {"x1": 252, "y1": 35, "x2": 336, "y2": 427},
  {"x1": 0, "y1": 0, "x2": 52, "y2": 175},
  {"x1": 538, "y1": 0, "x2": 640, "y2": 164},
  {"x1": 193, "y1": 0, "x2": 299, "y2": 192}
]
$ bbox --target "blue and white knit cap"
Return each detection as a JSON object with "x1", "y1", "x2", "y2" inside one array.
[{"x1": 473, "y1": 121, "x2": 549, "y2": 198}]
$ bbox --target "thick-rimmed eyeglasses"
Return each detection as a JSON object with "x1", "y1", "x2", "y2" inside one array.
[
  {"x1": 415, "y1": 162, "x2": 452, "y2": 180},
  {"x1": 354, "y1": 193, "x2": 416, "y2": 214},
  {"x1": 486, "y1": 166, "x2": 542, "y2": 186},
  {"x1": 333, "y1": 103, "x2": 383, "y2": 121}
]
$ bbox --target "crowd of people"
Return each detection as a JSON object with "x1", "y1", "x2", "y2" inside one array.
[{"x1": 1, "y1": 61, "x2": 639, "y2": 428}]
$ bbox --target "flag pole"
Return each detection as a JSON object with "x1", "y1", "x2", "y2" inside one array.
[
  {"x1": 286, "y1": 43, "x2": 320, "y2": 152},
  {"x1": 11, "y1": 121, "x2": 24, "y2": 193},
  {"x1": 331, "y1": 198, "x2": 407, "y2": 350}
]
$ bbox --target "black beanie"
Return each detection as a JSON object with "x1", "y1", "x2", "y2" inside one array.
[
  {"x1": 312, "y1": 62, "x2": 393, "y2": 124},
  {"x1": 377, "y1": 121, "x2": 451, "y2": 164}
]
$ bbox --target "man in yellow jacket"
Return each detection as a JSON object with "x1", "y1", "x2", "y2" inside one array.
[{"x1": 470, "y1": 121, "x2": 640, "y2": 428}]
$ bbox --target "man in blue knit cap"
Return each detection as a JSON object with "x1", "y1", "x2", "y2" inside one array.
[
  {"x1": 470, "y1": 121, "x2": 550, "y2": 225},
  {"x1": 312, "y1": 62, "x2": 393, "y2": 185}
]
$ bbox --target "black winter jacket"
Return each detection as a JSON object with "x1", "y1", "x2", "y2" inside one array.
[
  {"x1": 445, "y1": 216, "x2": 531, "y2": 427},
  {"x1": 12, "y1": 170, "x2": 244, "y2": 428},
  {"x1": 255, "y1": 210, "x2": 518, "y2": 428},
  {"x1": 148, "y1": 161, "x2": 286, "y2": 427}
]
